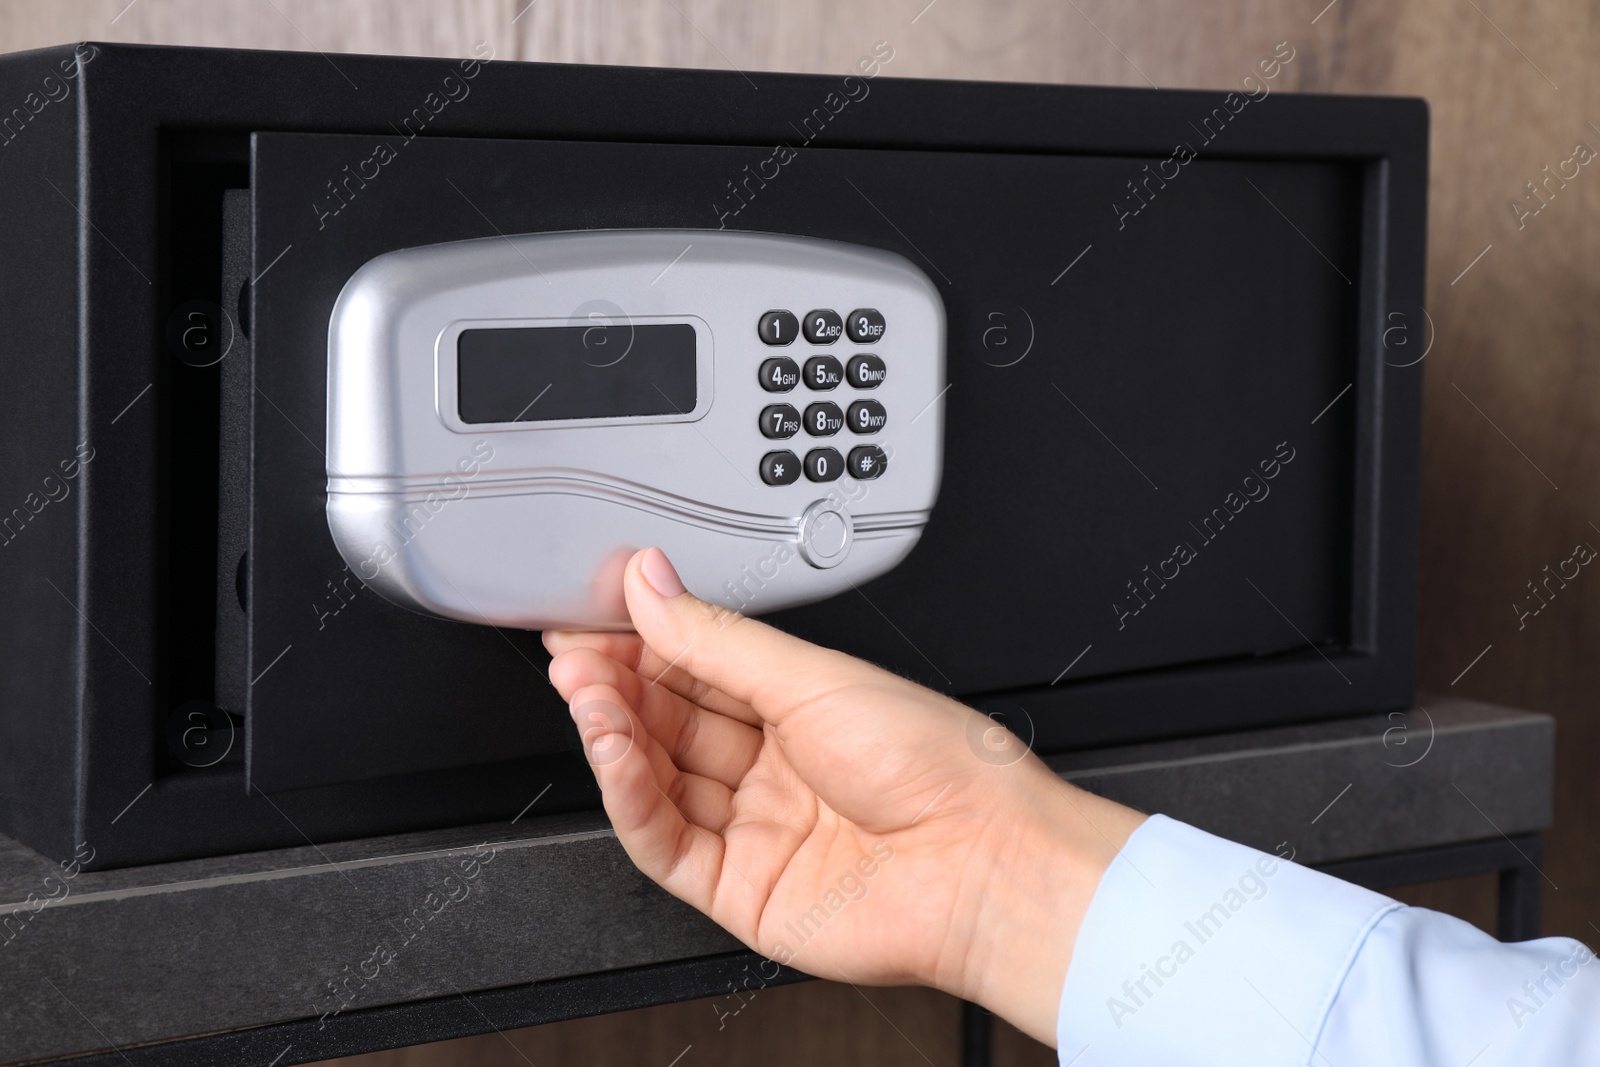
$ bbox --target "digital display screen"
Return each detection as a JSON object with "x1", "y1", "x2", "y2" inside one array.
[{"x1": 457, "y1": 323, "x2": 697, "y2": 424}]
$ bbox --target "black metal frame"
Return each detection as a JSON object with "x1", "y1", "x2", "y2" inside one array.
[
  {"x1": 40, "y1": 835, "x2": 1538, "y2": 1067},
  {"x1": 0, "y1": 42, "x2": 1427, "y2": 869}
]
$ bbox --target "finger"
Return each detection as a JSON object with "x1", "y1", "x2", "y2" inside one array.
[
  {"x1": 543, "y1": 629, "x2": 644, "y2": 662},
  {"x1": 620, "y1": 691, "x2": 739, "y2": 830},
  {"x1": 544, "y1": 629, "x2": 759, "y2": 724},
  {"x1": 551, "y1": 647, "x2": 764, "y2": 788},
  {"x1": 623, "y1": 547, "x2": 897, "y2": 725},
  {"x1": 569, "y1": 684, "x2": 725, "y2": 913},
  {"x1": 665, "y1": 768, "x2": 736, "y2": 834}
]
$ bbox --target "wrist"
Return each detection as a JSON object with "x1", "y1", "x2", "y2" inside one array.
[{"x1": 951, "y1": 767, "x2": 1146, "y2": 1046}]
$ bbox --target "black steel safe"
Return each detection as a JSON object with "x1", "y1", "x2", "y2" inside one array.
[{"x1": 0, "y1": 42, "x2": 1426, "y2": 867}]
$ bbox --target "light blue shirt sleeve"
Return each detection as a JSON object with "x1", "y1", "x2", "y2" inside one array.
[{"x1": 1056, "y1": 814, "x2": 1600, "y2": 1065}]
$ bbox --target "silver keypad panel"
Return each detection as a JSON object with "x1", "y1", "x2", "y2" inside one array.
[{"x1": 326, "y1": 229, "x2": 946, "y2": 630}]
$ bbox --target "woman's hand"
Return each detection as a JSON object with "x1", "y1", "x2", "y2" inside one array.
[{"x1": 543, "y1": 547, "x2": 1145, "y2": 1045}]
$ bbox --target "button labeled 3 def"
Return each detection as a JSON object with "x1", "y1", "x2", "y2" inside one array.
[{"x1": 846, "y1": 308, "x2": 885, "y2": 343}]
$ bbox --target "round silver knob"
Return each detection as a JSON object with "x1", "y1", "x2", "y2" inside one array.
[{"x1": 796, "y1": 500, "x2": 853, "y2": 569}]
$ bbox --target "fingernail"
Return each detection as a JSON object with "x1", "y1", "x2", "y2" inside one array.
[{"x1": 640, "y1": 547, "x2": 686, "y2": 598}]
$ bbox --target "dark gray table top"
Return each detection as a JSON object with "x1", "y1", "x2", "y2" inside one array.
[{"x1": 0, "y1": 695, "x2": 1553, "y2": 1065}]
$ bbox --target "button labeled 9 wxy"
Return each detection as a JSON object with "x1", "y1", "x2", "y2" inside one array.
[{"x1": 847, "y1": 400, "x2": 887, "y2": 434}]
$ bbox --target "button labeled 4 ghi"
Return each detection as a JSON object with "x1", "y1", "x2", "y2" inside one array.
[
  {"x1": 847, "y1": 400, "x2": 887, "y2": 433},
  {"x1": 760, "y1": 404, "x2": 801, "y2": 439},
  {"x1": 759, "y1": 357, "x2": 799, "y2": 392}
]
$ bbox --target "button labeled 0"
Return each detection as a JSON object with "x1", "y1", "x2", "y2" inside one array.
[{"x1": 805, "y1": 448, "x2": 844, "y2": 482}]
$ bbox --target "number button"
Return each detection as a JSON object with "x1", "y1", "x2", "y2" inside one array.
[
  {"x1": 758, "y1": 310, "x2": 798, "y2": 346},
  {"x1": 846, "y1": 309, "x2": 885, "y2": 343},
  {"x1": 845, "y1": 354, "x2": 886, "y2": 388},
  {"x1": 803, "y1": 356, "x2": 844, "y2": 390},
  {"x1": 805, "y1": 448, "x2": 844, "y2": 483},
  {"x1": 760, "y1": 450, "x2": 801, "y2": 486},
  {"x1": 802, "y1": 309, "x2": 843, "y2": 344},
  {"x1": 759, "y1": 357, "x2": 799, "y2": 392},
  {"x1": 847, "y1": 400, "x2": 887, "y2": 434},
  {"x1": 804, "y1": 402, "x2": 844, "y2": 436},
  {"x1": 759, "y1": 404, "x2": 801, "y2": 439},
  {"x1": 848, "y1": 445, "x2": 887, "y2": 480}
]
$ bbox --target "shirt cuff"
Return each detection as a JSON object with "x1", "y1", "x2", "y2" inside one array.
[{"x1": 1056, "y1": 813, "x2": 1399, "y2": 1066}]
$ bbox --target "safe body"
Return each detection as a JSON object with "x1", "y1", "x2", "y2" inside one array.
[{"x1": 0, "y1": 43, "x2": 1426, "y2": 867}]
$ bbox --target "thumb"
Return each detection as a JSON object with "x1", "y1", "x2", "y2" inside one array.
[{"x1": 622, "y1": 546, "x2": 878, "y2": 724}]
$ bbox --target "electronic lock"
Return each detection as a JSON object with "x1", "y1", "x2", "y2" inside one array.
[{"x1": 325, "y1": 230, "x2": 947, "y2": 630}]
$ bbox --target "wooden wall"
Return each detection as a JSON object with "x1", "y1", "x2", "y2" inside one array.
[{"x1": 3, "y1": 1, "x2": 1594, "y2": 1063}]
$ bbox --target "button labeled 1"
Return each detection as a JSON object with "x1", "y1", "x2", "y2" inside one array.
[{"x1": 759, "y1": 310, "x2": 798, "y2": 345}]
